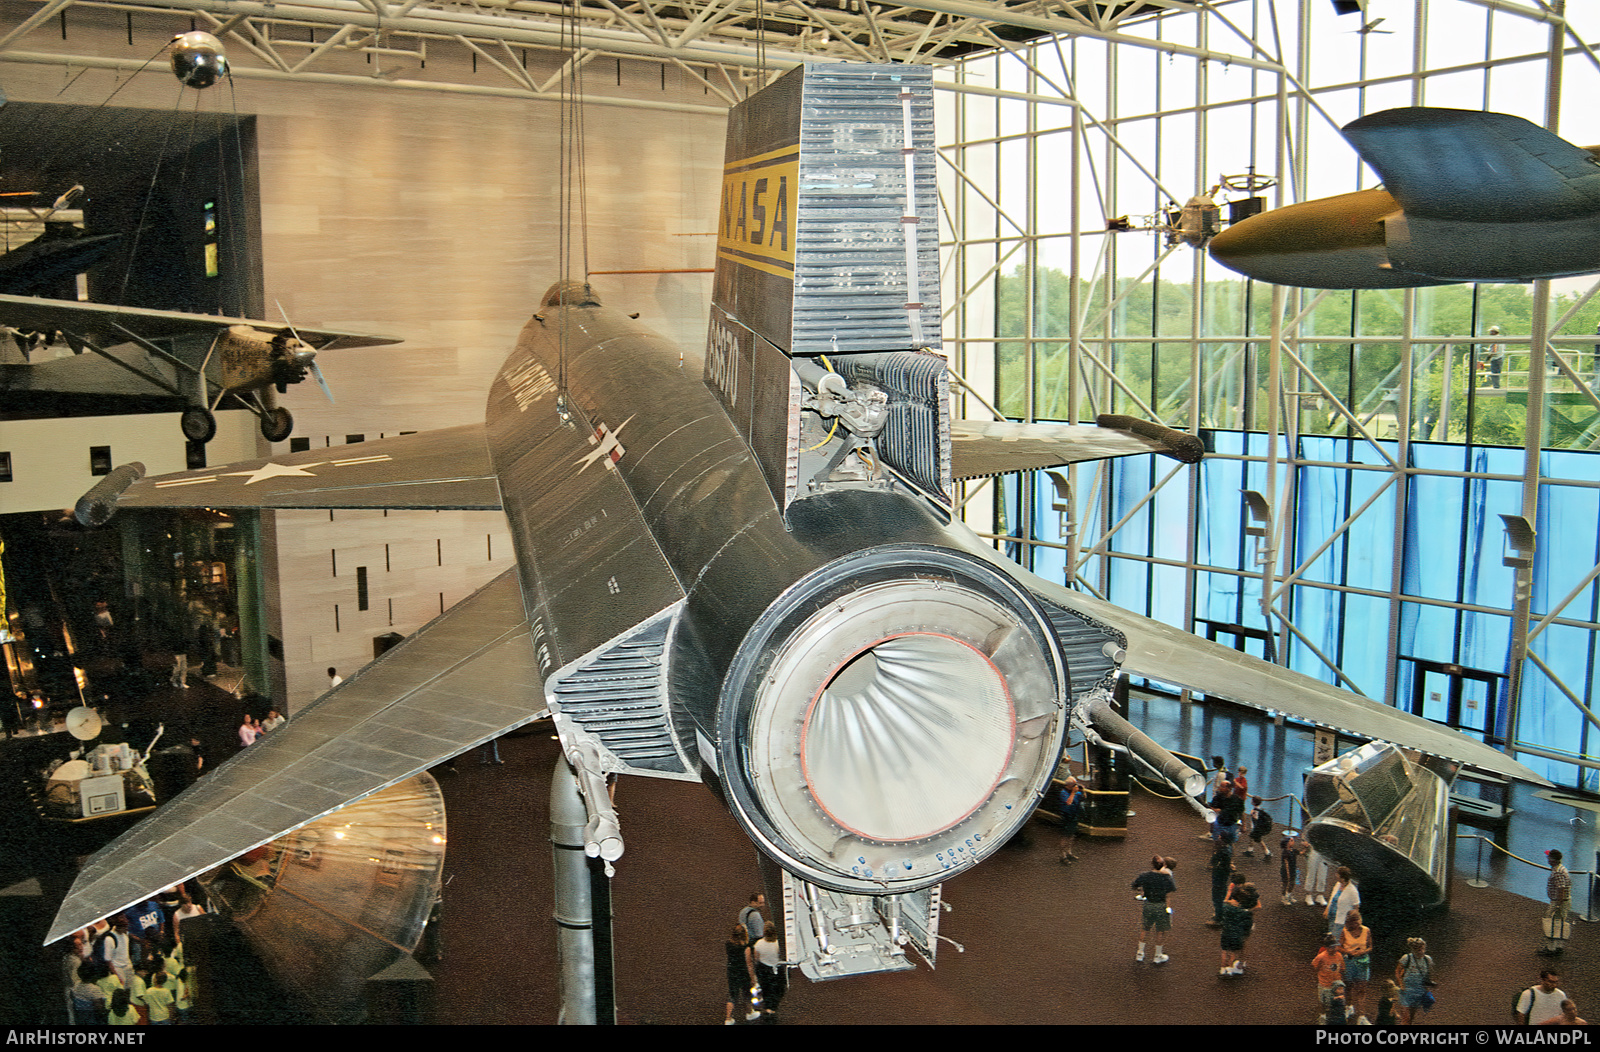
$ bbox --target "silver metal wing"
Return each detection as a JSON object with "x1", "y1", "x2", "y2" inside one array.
[
  {"x1": 0, "y1": 292, "x2": 403, "y2": 350},
  {"x1": 96, "y1": 423, "x2": 502, "y2": 514},
  {"x1": 46, "y1": 567, "x2": 542, "y2": 944},
  {"x1": 1026, "y1": 573, "x2": 1547, "y2": 786},
  {"x1": 950, "y1": 415, "x2": 1203, "y2": 481}
]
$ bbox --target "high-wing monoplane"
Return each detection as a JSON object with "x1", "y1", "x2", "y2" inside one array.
[
  {"x1": 1208, "y1": 107, "x2": 1600, "y2": 288},
  {"x1": 0, "y1": 294, "x2": 400, "y2": 442},
  {"x1": 49, "y1": 66, "x2": 1546, "y2": 1020}
]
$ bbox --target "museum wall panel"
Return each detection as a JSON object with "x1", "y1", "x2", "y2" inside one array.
[
  {"x1": 0, "y1": 411, "x2": 258, "y2": 513},
  {"x1": 0, "y1": 3, "x2": 724, "y2": 710}
]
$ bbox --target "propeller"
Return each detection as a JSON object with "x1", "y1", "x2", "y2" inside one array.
[{"x1": 276, "y1": 299, "x2": 336, "y2": 404}]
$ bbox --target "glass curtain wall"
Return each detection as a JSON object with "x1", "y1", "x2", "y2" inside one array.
[{"x1": 938, "y1": 0, "x2": 1600, "y2": 788}]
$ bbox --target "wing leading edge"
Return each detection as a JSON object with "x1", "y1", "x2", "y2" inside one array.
[
  {"x1": 1024, "y1": 573, "x2": 1548, "y2": 786},
  {"x1": 950, "y1": 414, "x2": 1204, "y2": 481},
  {"x1": 1341, "y1": 107, "x2": 1600, "y2": 223},
  {"x1": 0, "y1": 293, "x2": 402, "y2": 350},
  {"x1": 46, "y1": 567, "x2": 543, "y2": 944}
]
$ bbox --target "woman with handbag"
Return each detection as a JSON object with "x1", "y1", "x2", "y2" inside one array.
[
  {"x1": 1395, "y1": 937, "x2": 1435, "y2": 1024},
  {"x1": 746, "y1": 923, "x2": 786, "y2": 1020}
]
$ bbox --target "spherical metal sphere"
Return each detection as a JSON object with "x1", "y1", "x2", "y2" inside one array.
[{"x1": 170, "y1": 32, "x2": 228, "y2": 89}]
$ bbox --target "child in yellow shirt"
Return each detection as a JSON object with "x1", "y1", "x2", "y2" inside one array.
[
  {"x1": 107, "y1": 988, "x2": 140, "y2": 1025},
  {"x1": 142, "y1": 972, "x2": 176, "y2": 1024},
  {"x1": 172, "y1": 969, "x2": 192, "y2": 1024}
]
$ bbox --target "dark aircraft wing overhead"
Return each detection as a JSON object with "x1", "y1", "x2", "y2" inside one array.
[
  {"x1": 1018, "y1": 572, "x2": 1548, "y2": 785},
  {"x1": 109, "y1": 424, "x2": 502, "y2": 512},
  {"x1": 46, "y1": 567, "x2": 542, "y2": 944},
  {"x1": 1342, "y1": 107, "x2": 1600, "y2": 223},
  {"x1": 950, "y1": 415, "x2": 1204, "y2": 480},
  {"x1": 0, "y1": 292, "x2": 402, "y2": 350},
  {"x1": 0, "y1": 232, "x2": 123, "y2": 296}
]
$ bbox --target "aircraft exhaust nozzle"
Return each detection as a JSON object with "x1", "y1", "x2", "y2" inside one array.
[
  {"x1": 1082, "y1": 694, "x2": 1206, "y2": 798},
  {"x1": 714, "y1": 545, "x2": 1069, "y2": 896},
  {"x1": 75, "y1": 462, "x2": 145, "y2": 527},
  {"x1": 583, "y1": 815, "x2": 624, "y2": 864}
]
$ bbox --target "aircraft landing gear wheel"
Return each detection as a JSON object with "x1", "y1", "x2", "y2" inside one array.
[
  {"x1": 180, "y1": 407, "x2": 217, "y2": 443},
  {"x1": 261, "y1": 407, "x2": 293, "y2": 443}
]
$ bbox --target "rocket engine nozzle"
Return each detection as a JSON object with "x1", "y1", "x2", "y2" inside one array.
[{"x1": 713, "y1": 545, "x2": 1070, "y2": 896}]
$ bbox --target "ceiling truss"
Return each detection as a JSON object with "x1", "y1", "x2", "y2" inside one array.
[{"x1": 0, "y1": 0, "x2": 1286, "y2": 112}]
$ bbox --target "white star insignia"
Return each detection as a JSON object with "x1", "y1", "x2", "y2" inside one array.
[{"x1": 222, "y1": 461, "x2": 327, "y2": 485}]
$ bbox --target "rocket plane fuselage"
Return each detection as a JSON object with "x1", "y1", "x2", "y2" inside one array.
[
  {"x1": 46, "y1": 70, "x2": 1556, "y2": 999},
  {"x1": 476, "y1": 63, "x2": 1139, "y2": 901},
  {"x1": 474, "y1": 62, "x2": 1091, "y2": 899},
  {"x1": 486, "y1": 277, "x2": 1077, "y2": 896}
]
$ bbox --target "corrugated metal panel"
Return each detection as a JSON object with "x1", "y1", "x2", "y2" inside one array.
[
  {"x1": 1033, "y1": 596, "x2": 1127, "y2": 702},
  {"x1": 792, "y1": 64, "x2": 940, "y2": 356},
  {"x1": 833, "y1": 350, "x2": 951, "y2": 503},
  {"x1": 546, "y1": 610, "x2": 693, "y2": 777}
]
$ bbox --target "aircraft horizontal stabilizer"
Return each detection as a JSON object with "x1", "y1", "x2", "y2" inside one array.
[
  {"x1": 1021, "y1": 572, "x2": 1548, "y2": 786},
  {"x1": 46, "y1": 568, "x2": 543, "y2": 944},
  {"x1": 89, "y1": 423, "x2": 501, "y2": 520},
  {"x1": 949, "y1": 414, "x2": 1203, "y2": 480},
  {"x1": 0, "y1": 293, "x2": 402, "y2": 350},
  {"x1": 1341, "y1": 107, "x2": 1600, "y2": 223}
]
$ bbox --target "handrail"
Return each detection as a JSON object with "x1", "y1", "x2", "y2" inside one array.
[{"x1": 1457, "y1": 833, "x2": 1595, "y2": 923}]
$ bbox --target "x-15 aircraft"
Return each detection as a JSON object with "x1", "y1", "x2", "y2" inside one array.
[
  {"x1": 51, "y1": 65, "x2": 1544, "y2": 1007},
  {"x1": 0, "y1": 293, "x2": 400, "y2": 442}
]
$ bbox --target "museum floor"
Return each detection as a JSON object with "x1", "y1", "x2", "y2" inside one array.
[
  {"x1": 2, "y1": 684, "x2": 1596, "y2": 1025},
  {"x1": 421, "y1": 691, "x2": 1599, "y2": 1026}
]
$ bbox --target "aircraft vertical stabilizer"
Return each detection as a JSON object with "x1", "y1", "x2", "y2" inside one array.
[
  {"x1": 707, "y1": 63, "x2": 948, "y2": 510},
  {"x1": 711, "y1": 62, "x2": 939, "y2": 356}
]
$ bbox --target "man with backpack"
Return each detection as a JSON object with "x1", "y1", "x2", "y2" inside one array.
[
  {"x1": 1515, "y1": 969, "x2": 1566, "y2": 1025},
  {"x1": 1244, "y1": 797, "x2": 1274, "y2": 858}
]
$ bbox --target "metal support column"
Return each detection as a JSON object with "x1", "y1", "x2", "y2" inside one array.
[{"x1": 550, "y1": 755, "x2": 616, "y2": 1024}]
